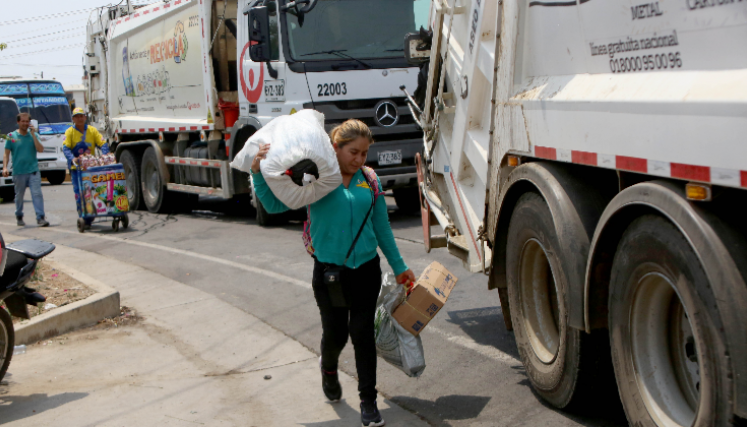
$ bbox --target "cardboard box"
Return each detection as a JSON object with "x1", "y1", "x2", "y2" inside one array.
[{"x1": 392, "y1": 261, "x2": 458, "y2": 336}]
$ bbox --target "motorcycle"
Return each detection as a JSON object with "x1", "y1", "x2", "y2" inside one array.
[{"x1": 0, "y1": 234, "x2": 55, "y2": 381}]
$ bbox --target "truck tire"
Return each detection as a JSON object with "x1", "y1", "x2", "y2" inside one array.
[
  {"x1": 506, "y1": 192, "x2": 601, "y2": 409},
  {"x1": 141, "y1": 147, "x2": 176, "y2": 214},
  {"x1": 393, "y1": 187, "x2": 420, "y2": 214},
  {"x1": 609, "y1": 215, "x2": 731, "y2": 427},
  {"x1": 46, "y1": 171, "x2": 66, "y2": 185},
  {"x1": 0, "y1": 187, "x2": 15, "y2": 204},
  {"x1": 120, "y1": 150, "x2": 143, "y2": 211},
  {"x1": 0, "y1": 308, "x2": 14, "y2": 382}
]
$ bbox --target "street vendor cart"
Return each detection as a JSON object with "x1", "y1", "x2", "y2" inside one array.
[{"x1": 75, "y1": 163, "x2": 130, "y2": 232}]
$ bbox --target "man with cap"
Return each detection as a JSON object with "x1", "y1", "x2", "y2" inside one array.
[
  {"x1": 2, "y1": 113, "x2": 50, "y2": 227},
  {"x1": 62, "y1": 107, "x2": 110, "y2": 228}
]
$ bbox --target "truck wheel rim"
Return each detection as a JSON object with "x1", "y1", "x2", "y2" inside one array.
[
  {"x1": 519, "y1": 239, "x2": 560, "y2": 364},
  {"x1": 144, "y1": 161, "x2": 160, "y2": 203},
  {"x1": 124, "y1": 162, "x2": 138, "y2": 204},
  {"x1": 631, "y1": 272, "x2": 700, "y2": 426}
]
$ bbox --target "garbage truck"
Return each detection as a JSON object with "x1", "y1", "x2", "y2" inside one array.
[
  {"x1": 84, "y1": 0, "x2": 430, "y2": 222},
  {"x1": 404, "y1": 0, "x2": 747, "y2": 425}
]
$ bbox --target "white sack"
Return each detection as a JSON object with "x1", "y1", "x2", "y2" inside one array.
[{"x1": 230, "y1": 110, "x2": 341, "y2": 209}]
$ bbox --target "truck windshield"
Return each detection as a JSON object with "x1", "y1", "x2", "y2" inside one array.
[
  {"x1": 283, "y1": 0, "x2": 430, "y2": 62},
  {"x1": 0, "y1": 81, "x2": 73, "y2": 135}
]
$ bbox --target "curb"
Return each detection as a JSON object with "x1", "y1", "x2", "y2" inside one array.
[{"x1": 13, "y1": 258, "x2": 120, "y2": 345}]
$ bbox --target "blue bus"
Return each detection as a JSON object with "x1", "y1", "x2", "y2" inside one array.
[{"x1": 0, "y1": 78, "x2": 72, "y2": 185}]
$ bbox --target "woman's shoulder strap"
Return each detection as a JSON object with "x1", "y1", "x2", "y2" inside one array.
[{"x1": 360, "y1": 166, "x2": 385, "y2": 200}]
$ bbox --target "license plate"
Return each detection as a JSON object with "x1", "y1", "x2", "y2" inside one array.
[
  {"x1": 263, "y1": 79, "x2": 285, "y2": 102},
  {"x1": 378, "y1": 150, "x2": 402, "y2": 166},
  {"x1": 38, "y1": 162, "x2": 50, "y2": 169}
]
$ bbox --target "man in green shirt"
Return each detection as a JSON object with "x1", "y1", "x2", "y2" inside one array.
[{"x1": 2, "y1": 113, "x2": 49, "y2": 227}]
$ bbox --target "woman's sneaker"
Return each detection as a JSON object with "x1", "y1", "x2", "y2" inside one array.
[
  {"x1": 360, "y1": 400, "x2": 385, "y2": 426},
  {"x1": 319, "y1": 357, "x2": 342, "y2": 402}
]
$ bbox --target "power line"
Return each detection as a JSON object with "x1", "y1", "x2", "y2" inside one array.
[
  {"x1": 6, "y1": 19, "x2": 88, "y2": 38},
  {"x1": 4, "y1": 27, "x2": 86, "y2": 44},
  {"x1": 0, "y1": 44, "x2": 85, "y2": 59},
  {"x1": 0, "y1": 63, "x2": 81, "y2": 67},
  {"x1": 0, "y1": 9, "x2": 95, "y2": 26},
  {"x1": 0, "y1": 1, "x2": 159, "y2": 26},
  {"x1": 4, "y1": 33, "x2": 86, "y2": 49}
]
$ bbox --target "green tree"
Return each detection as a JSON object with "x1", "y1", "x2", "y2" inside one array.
[{"x1": 0, "y1": 43, "x2": 6, "y2": 51}]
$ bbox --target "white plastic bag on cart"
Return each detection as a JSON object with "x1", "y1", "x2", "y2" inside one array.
[
  {"x1": 230, "y1": 110, "x2": 342, "y2": 209},
  {"x1": 374, "y1": 273, "x2": 426, "y2": 378}
]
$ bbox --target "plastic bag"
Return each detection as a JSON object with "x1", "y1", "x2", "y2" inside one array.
[
  {"x1": 374, "y1": 273, "x2": 426, "y2": 378},
  {"x1": 230, "y1": 110, "x2": 342, "y2": 209}
]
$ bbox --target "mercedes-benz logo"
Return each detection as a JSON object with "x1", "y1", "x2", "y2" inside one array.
[{"x1": 374, "y1": 100, "x2": 399, "y2": 128}]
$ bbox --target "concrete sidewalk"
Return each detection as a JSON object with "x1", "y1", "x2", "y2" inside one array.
[{"x1": 0, "y1": 244, "x2": 429, "y2": 426}]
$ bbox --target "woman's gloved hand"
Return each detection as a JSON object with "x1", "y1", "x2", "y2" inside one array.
[{"x1": 396, "y1": 269, "x2": 417, "y2": 289}]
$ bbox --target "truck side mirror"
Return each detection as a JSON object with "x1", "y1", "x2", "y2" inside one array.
[
  {"x1": 248, "y1": 6, "x2": 272, "y2": 62},
  {"x1": 404, "y1": 27, "x2": 432, "y2": 66}
]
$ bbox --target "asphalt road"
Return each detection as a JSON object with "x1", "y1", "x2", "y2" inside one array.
[{"x1": 0, "y1": 181, "x2": 628, "y2": 427}]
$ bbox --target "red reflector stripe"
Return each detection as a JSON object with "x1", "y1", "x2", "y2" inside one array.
[
  {"x1": 190, "y1": 126, "x2": 198, "y2": 130},
  {"x1": 616, "y1": 155, "x2": 647, "y2": 173},
  {"x1": 148, "y1": 128, "x2": 155, "y2": 132},
  {"x1": 179, "y1": 127, "x2": 186, "y2": 131},
  {"x1": 671, "y1": 163, "x2": 710, "y2": 182},
  {"x1": 535, "y1": 146, "x2": 557, "y2": 160},
  {"x1": 741, "y1": 171, "x2": 747, "y2": 188},
  {"x1": 571, "y1": 150, "x2": 597, "y2": 166},
  {"x1": 168, "y1": 127, "x2": 175, "y2": 131}
]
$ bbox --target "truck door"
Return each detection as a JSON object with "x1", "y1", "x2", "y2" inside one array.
[{"x1": 238, "y1": 0, "x2": 292, "y2": 124}]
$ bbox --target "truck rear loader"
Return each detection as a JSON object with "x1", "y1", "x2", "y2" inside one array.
[{"x1": 405, "y1": 0, "x2": 747, "y2": 425}]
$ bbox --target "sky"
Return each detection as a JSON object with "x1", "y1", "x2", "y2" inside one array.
[{"x1": 0, "y1": 0, "x2": 157, "y2": 87}]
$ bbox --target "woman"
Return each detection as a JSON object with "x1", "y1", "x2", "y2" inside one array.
[{"x1": 251, "y1": 119, "x2": 416, "y2": 427}]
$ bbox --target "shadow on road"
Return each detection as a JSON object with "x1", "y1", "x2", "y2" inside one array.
[
  {"x1": 444, "y1": 306, "x2": 520, "y2": 360},
  {"x1": 392, "y1": 394, "x2": 491, "y2": 426},
  {"x1": 0, "y1": 390, "x2": 88, "y2": 424}
]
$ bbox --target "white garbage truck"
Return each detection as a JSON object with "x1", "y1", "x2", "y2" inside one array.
[
  {"x1": 405, "y1": 0, "x2": 747, "y2": 425},
  {"x1": 84, "y1": 0, "x2": 430, "y2": 222}
]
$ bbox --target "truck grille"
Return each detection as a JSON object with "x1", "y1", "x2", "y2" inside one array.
[{"x1": 304, "y1": 97, "x2": 422, "y2": 138}]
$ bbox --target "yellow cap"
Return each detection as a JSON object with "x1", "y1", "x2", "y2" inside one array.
[{"x1": 72, "y1": 107, "x2": 85, "y2": 116}]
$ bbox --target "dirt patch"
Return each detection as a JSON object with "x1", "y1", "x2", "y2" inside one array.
[
  {"x1": 11, "y1": 260, "x2": 96, "y2": 324},
  {"x1": 93, "y1": 306, "x2": 142, "y2": 329}
]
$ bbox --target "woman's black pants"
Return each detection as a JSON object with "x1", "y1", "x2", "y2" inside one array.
[{"x1": 312, "y1": 254, "x2": 382, "y2": 403}]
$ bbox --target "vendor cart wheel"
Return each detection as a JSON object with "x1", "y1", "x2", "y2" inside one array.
[
  {"x1": 112, "y1": 219, "x2": 119, "y2": 232},
  {"x1": 121, "y1": 214, "x2": 129, "y2": 229},
  {"x1": 77, "y1": 218, "x2": 86, "y2": 233}
]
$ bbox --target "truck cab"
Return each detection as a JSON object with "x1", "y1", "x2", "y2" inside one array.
[{"x1": 240, "y1": 0, "x2": 430, "y2": 217}]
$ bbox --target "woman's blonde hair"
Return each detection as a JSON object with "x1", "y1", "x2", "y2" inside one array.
[{"x1": 330, "y1": 119, "x2": 374, "y2": 148}]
